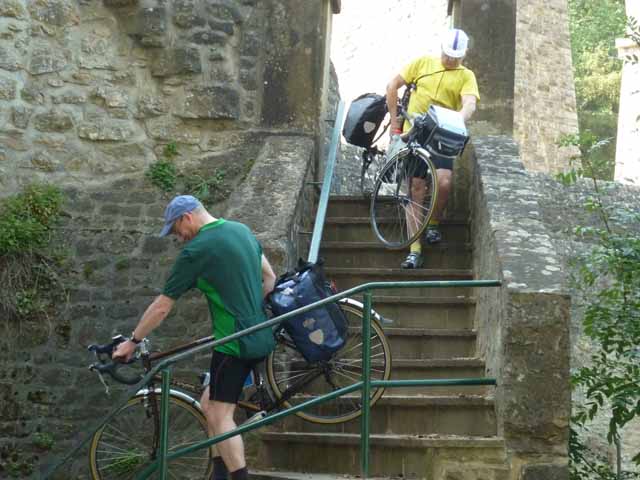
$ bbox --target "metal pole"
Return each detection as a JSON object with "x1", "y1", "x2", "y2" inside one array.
[
  {"x1": 158, "y1": 369, "x2": 172, "y2": 480},
  {"x1": 360, "y1": 292, "x2": 372, "y2": 478},
  {"x1": 308, "y1": 100, "x2": 345, "y2": 264}
]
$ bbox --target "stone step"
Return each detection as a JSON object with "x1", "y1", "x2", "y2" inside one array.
[
  {"x1": 384, "y1": 327, "x2": 476, "y2": 359},
  {"x1": 327, "y1": 195, "x2": 467, "y2": 220},
  {"x1": 257, "y1": 432, "x2": 506, "y2": 479},
  {"x1": 390, "y1": 358, "x2": 490, "y2": 395},
  {"x1": 323, "y1": 217, "x2": 469, "y2": 243},
  {"x1": 273, "y1": 395, "x2": 496, "y2": 436},
  {"x1": 326, "y1": 267, "x2": 474, "y2": 298},
  {"x1": 321, "y1": 241, "x2": 472, "y2": 269},
  {"x1": 370, "y1": 295, "x2": 475, "y2": 329}
]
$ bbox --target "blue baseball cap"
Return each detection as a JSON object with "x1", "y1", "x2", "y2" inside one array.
[{"x1": 159, "y1": 195, "x2": 202, "y2": 237}]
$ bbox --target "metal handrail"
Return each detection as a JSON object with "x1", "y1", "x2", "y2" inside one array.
[
  {"x1": 42, "y1": 280, "x2": 500, "y2": 479},
  {"x1": 307, "y1": 99, "x2": 345, "y2": 264}
]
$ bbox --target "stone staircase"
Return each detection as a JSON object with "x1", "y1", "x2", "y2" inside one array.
[{"x1": 255, "y1": 195, "x2": 507, "y2": 479}]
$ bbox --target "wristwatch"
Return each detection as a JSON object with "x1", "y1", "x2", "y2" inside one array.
[{"x1": 130, "y1": 332, "x2": 142, "y2": 344}]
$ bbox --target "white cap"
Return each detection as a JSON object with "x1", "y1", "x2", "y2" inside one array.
[{"x1": 441, "y1": 29, "x2": 469, "y2": 58}]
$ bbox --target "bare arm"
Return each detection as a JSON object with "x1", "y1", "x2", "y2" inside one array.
[
  {"x1": 113, "y1": 294, "x2": 175, "y2": 361},
  {"x1": 261, "y1": 254, "x2": 276, "y2": 298},
  {"x1": 460, "y1": 95, "x2": 477, "y2": 122},
  {"x1": 386, "y1": 74, "x2": 407, "y2": 133}
]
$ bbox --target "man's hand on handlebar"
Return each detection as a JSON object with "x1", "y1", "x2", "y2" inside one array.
[{"x1": 112, "y1": 339, "x2": 138, "y2": 363}]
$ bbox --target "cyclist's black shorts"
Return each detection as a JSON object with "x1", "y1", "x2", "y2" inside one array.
[
  {"x1": 405, "y1": 151, "x2": 453, "y2": 177},
  {"x1": 209, "y1": 351, "x2": 263, "y2": 404}
]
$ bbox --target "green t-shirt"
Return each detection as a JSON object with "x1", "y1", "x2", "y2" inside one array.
[{"x1": 163, "y1": 219, "x2": 275, "y2": 359}]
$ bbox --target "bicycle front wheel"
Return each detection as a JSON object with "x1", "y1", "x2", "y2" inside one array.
[
  {"x1": 89, "y1": 392, "x2": 213, "y2": 480},
  {"x1": 266, "y1": 302, "x2": 392, "y2": 424},
  {"x1": 370, "y1": 148, "x2": 438, "y2": 249}
]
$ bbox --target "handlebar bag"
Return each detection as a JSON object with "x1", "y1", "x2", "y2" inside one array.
[
  {"x1": 342, "y1": 93, "x2": 388, "y2": 148},
  {"x1": 269, "y1": 260, "x2": 348, "y2": 363}
]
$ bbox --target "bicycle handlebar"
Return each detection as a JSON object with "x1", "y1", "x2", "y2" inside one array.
[{"x1": 88, "y1": 335, "x2": 144, "y2": 386}]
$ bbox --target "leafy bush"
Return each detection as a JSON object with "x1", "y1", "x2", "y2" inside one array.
[
  {"x1": 0, "y1": 184, "x2": 63, "y2": 256},
  {"x1": 0, "y1": 184, "x2": 65, "y2": 321}
]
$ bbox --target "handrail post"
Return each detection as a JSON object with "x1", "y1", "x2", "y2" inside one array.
[
  {"x1": 360, "y1": 292, "x2": 372, "y2": 478},
  {"x1": 158, "y1": 368, "x2": 172, "y2": 479}
]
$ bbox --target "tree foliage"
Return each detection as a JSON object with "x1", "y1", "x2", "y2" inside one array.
[{"x1": 568, "y1": 0, "x2": 627, "y2": 114}]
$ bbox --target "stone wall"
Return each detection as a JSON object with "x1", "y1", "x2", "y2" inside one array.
[
  {"x1": 470, "y1": 135, "x2": 640, "y2": 477},
  {"x1": 450, "y1": 0, "x2": 579, "y2": 173},
  {"x1": 0, "y1": 0, "x2": 338, "y2": 477},
  {"x1": 469, "y1": 136, "x2": 571, "y2": 479}
]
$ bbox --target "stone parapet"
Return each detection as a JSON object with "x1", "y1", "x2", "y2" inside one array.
[{"x1": 469, "y1": 136, "x2": 571, "y2": 478}]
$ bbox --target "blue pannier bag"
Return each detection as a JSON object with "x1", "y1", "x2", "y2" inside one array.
[{"x1": 268, "y1": 259, "x2": 348, "y2": 363}]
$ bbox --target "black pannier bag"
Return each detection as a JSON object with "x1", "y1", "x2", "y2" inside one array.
[
  {"x1": 342, "y1": 93, "x2": 388, "y2": 148},
  {"x1": 411, "y1": 105, "x2": 470, "y2": 162},
  {"x1": 268, "y1": 259, "x2": 348, "y2": 363}
]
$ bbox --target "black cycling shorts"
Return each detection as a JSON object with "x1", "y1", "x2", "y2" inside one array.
[
  {"x1": 209, "y1": 350, "x2": 262, "y2": 404},
  {"x1": 405, "y1": 151, "x2": 453, "y2": 177}
]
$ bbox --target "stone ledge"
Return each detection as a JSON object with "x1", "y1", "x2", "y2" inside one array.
[{"x1": 226, "y1": 135, "x2": 314, "y2": 273}]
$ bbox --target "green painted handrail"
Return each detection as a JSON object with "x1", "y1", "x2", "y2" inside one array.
[
  {"x1": 308, "y1": 99, "x2": 345, "y2": 264},
  {"x1": 43, "y1": 279, "x2": 502, "y2": 479}
]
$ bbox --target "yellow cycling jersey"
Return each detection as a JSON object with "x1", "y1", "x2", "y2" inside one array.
[{"x1": 400, "y1": 56, "x2": 480, "y2": 132}]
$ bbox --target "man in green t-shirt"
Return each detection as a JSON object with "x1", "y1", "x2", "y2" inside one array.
[
  {"x1": 386, "y1": 28, "x2": 480, "y2": 269},
  {"x1": 113, "y1": 195, "x2": 276, "y2": 480}
]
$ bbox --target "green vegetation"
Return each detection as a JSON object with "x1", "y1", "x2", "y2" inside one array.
[
  {"x1": 568, "y1": 0, "x2": 627, "y2": 179},
  {"x1": 32, "y1": 432, "x2": 55, "y2": 450},
  {"x1": 560, "y1": 159, "x2": 640, "y2": 479},
  {"x1": 0, "y1": 184, "x2": 65, "y2": 321},
  {"x1": 146, "y1": 142, "x2": 231, "y2": 202}
]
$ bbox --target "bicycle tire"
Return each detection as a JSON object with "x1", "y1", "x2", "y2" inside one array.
[
  {"x1": 360, "y1": 149, "x2": 387, "y2": 199},
  {"x1": 265, "y1": 302, "x2": 392, "y2": 424},
  {"x1": 89, "y1": 392, "x2": 213, "y2": 480},
  {"x1": 370, "y1": 147, "x2": 438, "y2": 249}
]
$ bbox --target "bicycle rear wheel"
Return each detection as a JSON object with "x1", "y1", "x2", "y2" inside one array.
[
  {"x1": 370, "y1": 148, "x2": 438, "y2": 249},
  {"x1": 89, "y1": 392, "x2": 213, "y2": 480},
  {"x1": 265, "y1": 302, "x2": 391, "y2": 424}
]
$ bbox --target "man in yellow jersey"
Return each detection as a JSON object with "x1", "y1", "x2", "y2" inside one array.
[{"x1": 386, "y1": 29, "x2": 480, "y2": 269}]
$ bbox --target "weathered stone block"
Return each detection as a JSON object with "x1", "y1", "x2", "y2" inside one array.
[
  {"x1": 240, "y1": 33, "x2": 260, "y2": 57},
  {"x1": 11, "y1": 105, "x2": 33, "y2": 129},
  {"x1": 52, "y1": 90, "x2": 87, "y2": 105},
  {"x1": 93, "y1": 86, "x2": 129, "y2": 108},
  {"x1": 208, "y1": 19, "x2": 234, "y2": 35},
  {"x1": 0, "y1": 0, "x2": 27, "y2": 18},
  {"x1": 33, "y1": 109, "x2": 74, "y2": 132},
  {"x1": 190, "y1": 30, "x2": 226, "y2": 46},
  {"x1": 151, "y1": 46, "x2": 202, "y2": 77},
  {"x1": 103, "y1": 0, "x2": 138, "y2": 6},
  {"x1": 31, "y1": 150, "x2": 61, "y2": 172},
  {"x1": 178, "y1": 85, "x2": 239, "y2": 120},
  {"x1": 143, "y1": 236, "x2": 169, "y2": 254},
  {"x1": 0, "y1": 74, "x2": 16, "y2": 99},
  {"x1": 78, "y1": 120, "x2": 134, "y2": 141},
  {"x1": 145, "y1": 116, "x2": 201, "y2": 144},
  {"x1": 79, "y1": 35, "x2": 116, "y2": 70},
  {"x1": 0, "y1": 45, "x2": 20, "y2": 70},
  {"x1": 29, "y1": 46, "x2": 67, "y2": 74},
  {"x1": 138, "y1": 6, "x2": 167, "y2": 47},
  {"x1": 173, "y1": 0, "x2": 204, "y2": 29},
  {"x1": 205, "y1": 2, "x2": 242, "y2": 23},
  {"x1": 240, "y1": 67, "x2": 257, "y2": 91},
  {"x1": 137, "y1": 94, "x2": 168, "y2": 117},
  {"x1": 27, "y1": 0, "x2": 79, "y2": 26},
  {"x1": 521, "y1": 463, "x2": 568, "y2": 480}
]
